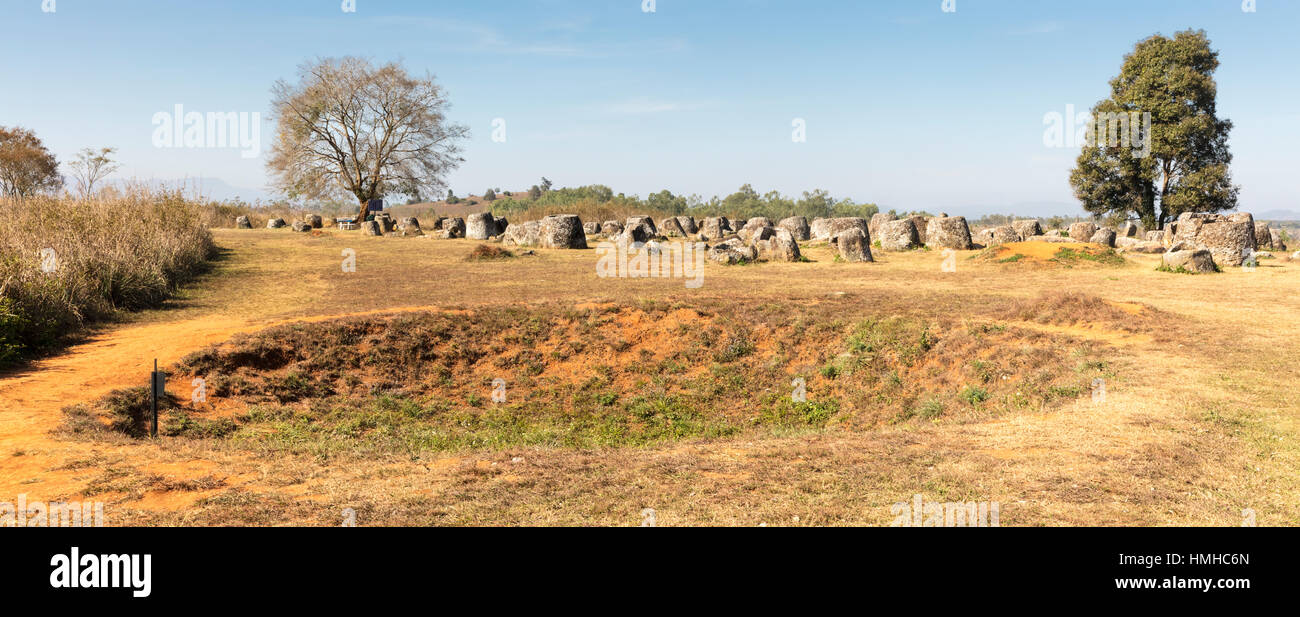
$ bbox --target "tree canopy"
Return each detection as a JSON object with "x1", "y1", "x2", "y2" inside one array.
[
  {"x1": 1069, "y1": 30, "x2": 1238, "y2": 230},
  {"x1": 267, "y1": 57, "x2": 468, "y2": 219},
  {"x1": 0, "y1": 126, "x2": 62, "y2": 198}
]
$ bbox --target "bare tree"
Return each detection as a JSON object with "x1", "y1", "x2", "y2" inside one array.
[
  {"x1": 266, "y1": 57, "x2": 469, "y2": 222},
  {"x1": 0, "y1": 126, "x2": 62, "y2": 198},
  {"x1": 68, "y1": 147, "x2": 120, "y2": 198}
]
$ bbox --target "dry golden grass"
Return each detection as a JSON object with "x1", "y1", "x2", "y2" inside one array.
[
  {"x1": 0, "y1": 190, "x2": 215, "y2": 365},
  {"x1": 2, "y1": 227, "x2": 1298, "y2": 526}
]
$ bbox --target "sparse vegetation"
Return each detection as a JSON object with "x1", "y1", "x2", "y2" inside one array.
[
  {"x1": 1156, "y1": 263, "x2": 1220, "y2": 274},
  {"x1": 61, "y1": 386, "x2": 178, "y2": 439},
  {"x1": 1051, "y1": 247, "x2": 1126, "y2": 267}
]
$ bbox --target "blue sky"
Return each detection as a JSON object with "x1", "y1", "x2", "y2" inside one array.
[{"x1": 2, "y1": 0, "x2": 1297, "y2": 216}]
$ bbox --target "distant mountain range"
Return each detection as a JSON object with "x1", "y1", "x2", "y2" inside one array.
[{"x1": 1254, "y1": 209, "x2": 1300, "y2": 222}]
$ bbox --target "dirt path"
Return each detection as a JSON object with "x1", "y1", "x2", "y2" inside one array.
[
  {"x1": 0, "y1": 316, "x2": 255, "y2": 501},
  {"x1": 0, "y1": 303, "x2": 467, "y2": 502}
]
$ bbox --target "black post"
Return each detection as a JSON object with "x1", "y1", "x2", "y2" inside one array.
[{"x1": 150, "y1": 359, "x2": 159, "y2": 439}]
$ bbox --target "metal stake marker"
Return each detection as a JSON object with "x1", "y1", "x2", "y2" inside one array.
[{"x1": 150, "y1": 359, "x2": 160, "y2": 438}]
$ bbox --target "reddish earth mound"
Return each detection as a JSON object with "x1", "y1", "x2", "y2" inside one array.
[
  {"x1": 980, "y1": 241, "x2": 1126, "y2": 267},
  {"x1": 63, "y1": 301, "x2": 1115, "y2": 456}
]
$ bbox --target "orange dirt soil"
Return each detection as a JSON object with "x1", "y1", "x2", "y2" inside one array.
[
  {"x1": 0, "y1": 306, "x2": 459, "y2": 508},
  {"x1": 987, "y1": 240, "x2": 1099, "y2": 261}
]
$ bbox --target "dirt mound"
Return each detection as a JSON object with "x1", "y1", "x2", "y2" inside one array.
[
  {"x1": 978, "y1": 241, "x2": 1126, "y2": 267},
  {"x1": 464, "y1": 245, "x2": 515, "y2": 261},
  {"x1": 59, "y1": 302, "x2": 1116, "y2": 457},
  {"x1": 998, "y1": 291, "x2": 1165, "y2": 336}
]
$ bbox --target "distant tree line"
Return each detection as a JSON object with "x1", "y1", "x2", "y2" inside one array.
[{"x1": 489, "y1": 181, "x2": 880, "y2": 221}]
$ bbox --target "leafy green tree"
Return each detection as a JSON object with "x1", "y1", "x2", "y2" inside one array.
[
  {"x1": 646, "y1": 189, "x2": 688, "y2": 214},
  {"x1": 484, "y1": 188, "x2": 496, "y2": 201},
  {"x1": 720, "y1": 184, "x2": 762, "y2": 216},
  {"x1": 797, "y1": 189, "x2": 835, "y2": 218},
  {"x1": 1070, "y1": 30, "x2": 1238, "y2": 230}
]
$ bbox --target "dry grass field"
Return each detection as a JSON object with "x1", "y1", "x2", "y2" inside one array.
[{"x1": 2, "y1": 227, "x2": 1297, "y2": 526}]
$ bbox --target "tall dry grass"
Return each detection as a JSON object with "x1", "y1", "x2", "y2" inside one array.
[{"x1": 0, "y1": 189, "x2": 216, "y2": 366}]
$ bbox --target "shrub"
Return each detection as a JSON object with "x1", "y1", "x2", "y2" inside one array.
[
  {"x1": 712, "y1": 335, "x2": 754, "y2": 363},
  {"x1": 959, "y1": 385, "x2": 990, "y2": 407},
  {"x1": 464, "y1": 244, "x2": 514, "y2": 261}
]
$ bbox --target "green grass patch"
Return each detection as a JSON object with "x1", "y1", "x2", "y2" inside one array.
[{"x1": 1051, "y1": 247, "x2": 1125, "y2": 267}]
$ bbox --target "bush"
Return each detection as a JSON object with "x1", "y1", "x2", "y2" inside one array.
[
  {"x1": 959, "y1": 386, "x2": 990, "y2": 407},
  {"x1": 0, "y1": 189, "x2": 216, "y2": 366},
  {"x1": 0, "y1": 296, "x2": 32, "y2": 365},
  {"x1": 464, "y1": 245, "x2": 514, "y2": 261}
]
